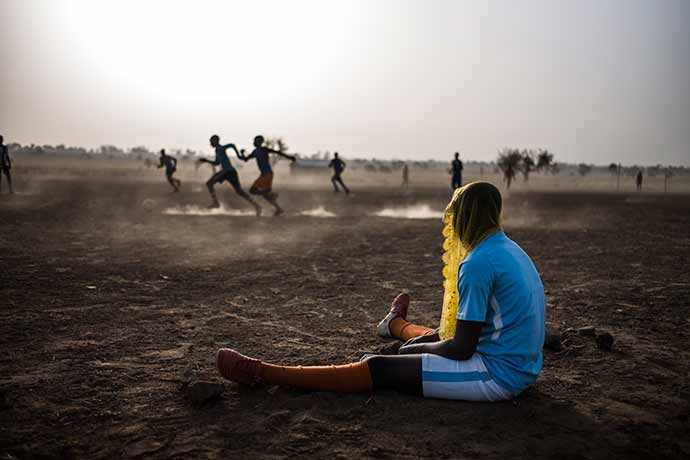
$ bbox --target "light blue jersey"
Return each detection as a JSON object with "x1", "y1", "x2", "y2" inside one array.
[{"x1": 457, "y1": 230, "x2": 545, "y2": 394}]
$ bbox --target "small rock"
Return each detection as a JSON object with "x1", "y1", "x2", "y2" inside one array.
[
  {"x1": 180, "y1": 366, "x2": 195, "y2": 386},
  {"x1": 123, "y1": 440, "x2": 165, "y2": 458},
  {"x1": 0, "y1": 388, "x2": 10, "y2": 410},
  {"x1": 577, "y1": 326, "x2": 596, "y2": 337},
  {"x1": 595, "y1": 332, "x2": 615, "y2": 351},
  {"x1": 186, "y1": 381, "x2": 223, "y2": 407},
  {"x1": 543, "y1": 328, "x2": 562, "y2": 352}
]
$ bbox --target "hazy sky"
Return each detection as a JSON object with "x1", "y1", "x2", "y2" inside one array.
[{"x1": 1, "y1": 0, "x2": 689, "y2": 165}]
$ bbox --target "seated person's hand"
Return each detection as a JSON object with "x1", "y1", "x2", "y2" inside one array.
[{"x1": 401, "y1": 330, "x2": 440, "y2": 348}]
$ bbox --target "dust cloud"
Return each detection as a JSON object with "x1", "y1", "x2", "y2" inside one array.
[
  {"x1": 299, "y1": 206, "x2": 336, "y2": 218},
  {"x1": 162, "y1": 205, "x2": 256, "y2": 217},
  {"x1": 372, "y1": 204, "x2": 443, "y2": 220}
]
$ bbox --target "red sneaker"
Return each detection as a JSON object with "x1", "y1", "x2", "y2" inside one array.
[
  {"x1": 216, "y1": 348, "x2": 262, "y2": 385},
  {"x1": 377, "y1": 293, "x2": 409, "y2": 338}
]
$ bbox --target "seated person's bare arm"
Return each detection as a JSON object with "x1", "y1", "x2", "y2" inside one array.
[{"x1": 398, "y1": 320, "x2": 483, "y2": 361}]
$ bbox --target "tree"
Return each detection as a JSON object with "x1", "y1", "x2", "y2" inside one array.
[
  {"x1": 275, "y1": 138, "x2": 289, "y2": 154},
  {"x1": 608, "y1": 163, "x2": 618, "y2": 176},
  {"x1": 578, "y1": 163, "x2": 592, "y2": 176},
  {"x1": 497, "y1": 148, "x2": 522, "y2": 189},
  {"x1": 521, "y1": 150, "x2": 536, "y2": 181},
  {"x1": 536, "y1": 149, "x2": 555, "y2": 173}
]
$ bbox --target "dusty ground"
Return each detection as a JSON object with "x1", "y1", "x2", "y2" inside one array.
[{"x1": 1, "y1": 168, "x2": 689, "y2": 459}]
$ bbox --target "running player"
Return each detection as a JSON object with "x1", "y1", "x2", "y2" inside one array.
[
  {"x1": 157, "y1": 149, "x2": 181, "y2": 192},
  {"x1": 451, "y1": 152, "x2": 463, "y2": 190},
  {"x1": 0, "y1": 135, "x2": 13, "y2": 194},
  {"x1": 328, "y1": 152, "x2": 350, "y2": 194},
  {"x1": 198, "y1": 135, "x2": 261, "y2": 215},
  {"x1": 239, "y1": 135, "x2": 296, "y2": 216},
  {"x1": 402, "y1": 163, "x2": 409, "y2": 188}
]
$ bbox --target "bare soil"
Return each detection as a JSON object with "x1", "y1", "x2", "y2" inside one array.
[{"x1": 1, "y1": 174, "x2": 689, "y2": 459}]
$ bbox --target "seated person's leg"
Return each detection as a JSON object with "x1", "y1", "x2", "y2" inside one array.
[
  {"x1": 217, "y1": 348, "x2": 422, "y2": 395},
  {"x1": 378, "y1": 293, "x2": 436, "y2": 341},
  {"x1": 391, "y1": 318, "x2": 436, "y2": 341}
]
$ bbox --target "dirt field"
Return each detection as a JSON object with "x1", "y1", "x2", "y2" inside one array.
[{"x1": 1, "y1": 164, "x2": 689, "y2": 459}]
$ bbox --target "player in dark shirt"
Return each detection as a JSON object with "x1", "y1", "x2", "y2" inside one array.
[
  {"x1": 239, "y1": 135, "x2": 296, "y2": 216},
  {"x1": 157, "y1": 149, "x2": 181, "y2": 192},
  {"x1": 451, "y1": 152, "x2": 464, "y2": 190},
  {"x1": 0, "y1": 135, "x2": 13, "y2": 194},
  {"x1": 198, "y1": 135, "x2": 261, "y2": 215},
  {"x1": 328, "y1": 152, "x2": 350, "y2": 194}
]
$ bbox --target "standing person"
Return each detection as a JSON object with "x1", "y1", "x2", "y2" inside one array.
[
  {"x1": 215, "y1": 182, "x2": 545, "y2": 401},
  {"x1": 198, "y1": 135, "x2": 261, "y2": 215},
  {"x1": 636, "y1": 170, "x2": 643, "y2": 192},
  {"x1": 329, "y1": 152, "x2": 350, "y2": 194},
  {"x1": 402, "y1": 163, "x2": 409, "y2": 188},
  {"x1": 451, "y1": 152, "x2": 464, "y2": 190},
  {"x1": 157, "y1": 149, "x2": 181, "y2": 192},
  {"x1": 0, "y1": 135, "x2": 13, "y2": 194},
  {"x1": 239, "y1": 135, "x2": 296, "y2": 216}
]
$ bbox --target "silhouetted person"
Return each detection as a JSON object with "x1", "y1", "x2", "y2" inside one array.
[
  {"x1": 158, "y1": 149, "x2": 181, "y2": 192},
  {"x1": 0, "y1": 135, "x2": 13, "y2": 194},
  {"x1": 239, "y1": 135, "x2": 296, "y2": 216},
  {"x1": 451, "y1": 152, "x2": 463, "y2": 190},
  {"x1": 402, "y1": 163, "x2": 409, "y2": 187},
  {"x1": 636, "y1": 170, "x2": 643, "y2": 192},
  {"x1": 198, "y1": 135, "x2": 261, "y2": 215},
  {"x1": 329, "y1": 152, "x2": 350, "y2": 194}
]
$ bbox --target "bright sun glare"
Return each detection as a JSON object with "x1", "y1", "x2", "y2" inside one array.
[{"x1": 56, "y1": 1, "x2": 361, "y2": 110}]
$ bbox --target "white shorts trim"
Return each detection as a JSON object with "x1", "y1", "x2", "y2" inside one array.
[{"x1": 421, "y1": 353, "x2": 513, "y2": 402}]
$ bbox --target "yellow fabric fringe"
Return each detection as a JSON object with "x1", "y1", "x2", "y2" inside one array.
[
  {"x1": 438, "y1": 184, "x2": 502, "y2": 339},
  {"x1": 438, "y1": 188, "x2": 467, "y2": 339}
]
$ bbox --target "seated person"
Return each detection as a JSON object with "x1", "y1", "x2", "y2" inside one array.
[{"x1": 216, "y1": 182, "x2": 545, "y2": 401}]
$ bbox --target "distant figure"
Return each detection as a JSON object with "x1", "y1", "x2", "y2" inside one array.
[
  {"x1": 451, "y1": 152, "x2": 464, "y2": 190},
  {"x1": 157, "y1": 149, "x2": 181, "y2": 192},
  {"x1": 239, "y1": 135, "x2": 296, "y2": 216},
  {"x1": 636, "y1": 170, "x2": 643, "y2": 192},
  {"x1": 402, "y1": 163, "x2": 409, "y2": 187},
  {"x1": 329, "y1": 152, "x2": 350, "y2": 194},
  {"x1": 0, "y1": 135, "x2": 13, "y2": 194},
  {"x1": 198, "y1": 135, "x2": 261, "y2": 215}
]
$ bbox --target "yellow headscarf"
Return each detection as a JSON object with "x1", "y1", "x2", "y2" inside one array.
[{"x1": 438, "y1": 182, "x2": 503, "y2": 339}]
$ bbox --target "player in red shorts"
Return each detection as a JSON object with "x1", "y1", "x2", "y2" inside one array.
[{"x1": 239, "y1": 135, "x2": 296, "y2": 216}]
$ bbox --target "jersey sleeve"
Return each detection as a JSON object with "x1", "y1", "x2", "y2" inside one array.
[{"x1": 457, "y1": 257, "x2": 493, "y2": 322}]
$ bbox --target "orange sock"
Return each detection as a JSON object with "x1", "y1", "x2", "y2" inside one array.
[
  {"x1": 259, "y1": 361, "x2": 373, "y2": 393},
  {"x1": 389, "y1": 318, "x2": 435, "y2": 341}
]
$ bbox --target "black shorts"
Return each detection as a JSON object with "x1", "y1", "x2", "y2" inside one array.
[{"x1": 210, "y1": 169, "x2": 242, "y2": 191}]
